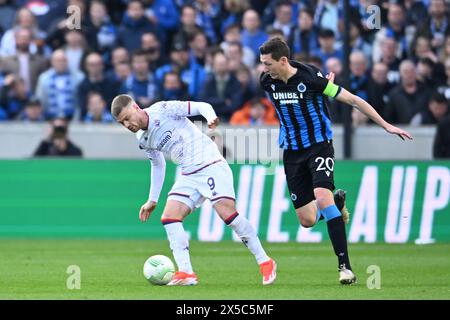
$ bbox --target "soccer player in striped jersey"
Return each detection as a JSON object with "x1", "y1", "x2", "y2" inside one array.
[
  {"x1": 259, "y1": 37, "x2": 412, "y2": 284},
  {"x1": 111, "y1": 95, "x2": 276, "y2": 286}
]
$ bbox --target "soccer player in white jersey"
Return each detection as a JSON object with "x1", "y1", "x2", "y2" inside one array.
[{"x1": 111, "y1": 94, "x2": 276, "y2": 286}]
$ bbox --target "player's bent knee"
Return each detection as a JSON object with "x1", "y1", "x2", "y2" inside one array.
[
  {"x1": 213, "y1": 198, "x2": 236, "y2": 220},
  {"x1": 314, "y1": 188, "x2": 334, "y2": 209},
  {"x1": 299, "y1": 217, "x2": 315, "y2": 228},
  {"x1": 161, "y1": 200, "x2": 191, "y2": 222}
]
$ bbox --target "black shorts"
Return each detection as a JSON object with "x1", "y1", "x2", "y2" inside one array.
[{"x1": 283, "y1": 141, "x2": 335, "y2": 209}]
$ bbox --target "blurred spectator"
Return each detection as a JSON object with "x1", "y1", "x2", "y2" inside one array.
[
  {"x1": 199, "y1": 51, "x2": 243, "y2": 121},
  {"x1": 225, "y1": 41, "x2": 248, "y2": 72},
  {"x1": 221, "y1": 24, "x2": 255, "y2": 68},
  {"x1": 111, "y1": 62, "x2": 132, "y2": 83},
  {"x1": 106, "y1": 46, "x2": 130, "y2": 78},
  {"x1": 288, "y1": 7, "x2": 319, "y2": 56},
  {"x1": 433, "y1": 114, "x2": 450, "y2": 158},
  {"x1": 0, "y1": 7, "x2": 47, "y2": 57},
  {"x1": 188, "y1": 29, "x2": 210, "y2": 68},
  {"x1": 83, "y1": 91, "x2": 114, "y2": 123},
  {"x1": 416, "y1": 57, "x2": 442, "y2": 90},
  {"x1": 349, "y1": 51, "x2": 370, "y2": 126},
  {"x1": 172, "y1": 5, "x2": 201, "y2": 47},
  {"x1": 311, "y1": 29, "x2": 343, "y2": 71},
  {"x1": 349, "y1": 51, "x2": 369, "y2": 100},
  {"x1": 141, "y1": 31, "x2": 167, "y2": 70},
  {"x1": 33, "y1": 117, "x2": 83, "y2": 157},
  {"x1": 78, "y1": 52, "x2": 121, "y2": 119},
  {"x1": 84, "y1": 0, "x2": 117, "y2": 55},
  {"x1": 117, "y1": 0, "x2": 163, "y2": 53},
  {"x1": 411, "y1": 35, "x2": 438, "y2": 63},
  {"x1": 0, "y1": 0, "x2": 16, "y2": 36},
  {"x1": 221, "y1": 0, "x2": 250, "y2": 34},
  {"x1": 20, "y1": 98, "x2": 45, "y2": 122},
  {"x1": 63, "y1": 30, "x2": 86, "y2": 74},
  {"x1": 230, "y1": 97, "x2": 278, "y2": 125},
  {"x1": 45, "y1": 0, "x2": 88, "y2": 51},
  {"x1": 121, "y1": 49, "x2": 157, "y2": 108},
  {"x1": 193, "y1": 0, "x2": 221, "y2": 45},
  {"x1": 367, "y1": 62, "x2": 392, "y2": 121},
  {"x1": 372, "y1": 2, "x2": 409, "y2": 64},
  {"x1": 188, "y1": 29, "x2": 209, "y2": 67},
  {"x1": 155, "y1": 40, "x2": 206, "y2": 100},
  {"x1": 261, "y1": 0, "x2": 302, "y2": 27},
  {"x1": 241, "y1": 9, "x2": 268, "y2": 57},
  {"x1": 144, "y1": 0, "x2": 180, "y2": 43},
  {"x1": 404, "y1": 0, "x2": 429, "y2": 28},
  {"x1": 385, "y1": 60, "x2": 432, "y2": 124},
  {"x1": 349, "y1": 17, "x2": 372, "y2": 63},
  {"x1": 0, "y1": 27, "x2": 48, "y2": 93},
  {"x1": 158, "y1": 71, "x2": 188, "y2": 100},
  {"x1": 379, "y1": 37, "x2": 402, "y2": 85},
  {"x1": 267, "y1": 1, "x2": 293, "y2": 40},
  {"x1": 416, "y1": 0, "x2": 449, "y2": 54},
  {"x1": 235, "y1": 64, "x2": 255, "y2": 103},
  {"x1": 325, "y1": 57, "x2": 343, "y2": 76},
  {"x1": 0, "y1": 75, "x2": 30, "y2": 119},
  {"x1": 314, "y1": 0, "x2": 341, "y2": 37},
  {"x1": 437, "y1": 57, "x2": 450, "y2": 99},
  {"x1": 35, "y1": 49, "x2": 84, "y2": 120},
  {"x1": 411, "y1": 91, "x2": 449, "y2": 125},
  {"x1": 17, "y1": 0, "x2": 67, "y2": 31}
]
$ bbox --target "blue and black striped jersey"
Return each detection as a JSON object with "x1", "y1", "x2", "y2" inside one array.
[{"x1": 260, "y1": 60, "x2": 342, "y2": 150}]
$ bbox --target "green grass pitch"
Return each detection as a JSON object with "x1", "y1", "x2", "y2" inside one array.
[{"x1": 1, "y1": 239, "x2": 449, "y2": 300}]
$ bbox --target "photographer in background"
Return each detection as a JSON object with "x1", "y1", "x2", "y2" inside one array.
[{"x1": 33, "y1": 117, "x2": 82, "y2": 157}]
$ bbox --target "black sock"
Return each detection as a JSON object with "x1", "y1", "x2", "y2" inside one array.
[{"x1": 327, "y1": 216, "x2": 352, "y2": 270}]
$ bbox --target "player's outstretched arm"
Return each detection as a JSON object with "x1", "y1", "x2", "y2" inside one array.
[
  {"x1": 164, "y1": 100, "x2": 219, "y2": 127},
  {"x1": 335, "y1": 88, "x2": 413, "y2": 141},
  {"x1": 189, "y1": 101, "x2": 219, "y2": 128},
  {"x1": 140, "y1": 151, "x2": 166, "y2": 222}
]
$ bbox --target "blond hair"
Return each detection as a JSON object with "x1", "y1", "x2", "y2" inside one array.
[{"x1": 111, "y1": 94, "x2": 133, "y2": 118}]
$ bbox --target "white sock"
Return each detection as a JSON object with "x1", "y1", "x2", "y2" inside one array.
[
  {"x1": 163, "y1": 222, "x2": 193, "y2": 274},
  {"x1": 227, "y1": 214, "x2": 270, "y2": 264}
]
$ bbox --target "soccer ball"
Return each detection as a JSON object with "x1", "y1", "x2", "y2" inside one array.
[{"x1": 143, "y1": 255, "x2": 175, "y2": 285}]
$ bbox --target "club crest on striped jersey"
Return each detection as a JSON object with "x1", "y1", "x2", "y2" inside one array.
[
  {"x1": 297, "y1": 82, "x2": 307, "y2": 99},
  {"x1": 297, "y1": 82, "x2": 307, "y2": 93}
]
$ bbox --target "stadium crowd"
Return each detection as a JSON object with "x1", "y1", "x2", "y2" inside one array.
[{"x1": 0, "y1": 0, "x2": 449, "y2": 157}]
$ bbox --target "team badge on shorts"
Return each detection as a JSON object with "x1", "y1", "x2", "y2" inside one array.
[{"x1": 291, "y1": 193, "x2": 297, "y2": 201}]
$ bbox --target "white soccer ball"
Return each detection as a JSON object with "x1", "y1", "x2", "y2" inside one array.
[{"x1": 143, "y1": 255, "x2": 175, "y2": 285}]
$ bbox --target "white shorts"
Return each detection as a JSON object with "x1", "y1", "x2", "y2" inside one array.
[{"x1": 167, "y1": 160, "x2": 236, "y2": 211}]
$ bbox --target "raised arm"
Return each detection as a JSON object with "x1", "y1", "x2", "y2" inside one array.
[
  {"x1": 335, "y1": 88, "x2": 413, "y2": 141},
  {"x1": 139, "y1": 150, "x2": 166, "y2": 222},
  {"x1": 161, "y1": 100, "x2": 219, "y2": 128}
]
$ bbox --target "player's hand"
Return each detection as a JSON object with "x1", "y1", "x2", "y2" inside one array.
[
  {"x1": 139, "y1": 200, "x2": 157, "y2": 222},
  {"x1": 326, "y1": 72, "x2": 335, "y2": 83},
  {"x1": 384, "y1": 124, "x2": 413, "y2": 141},
  {"x1": 208, "y1": 117, "x2": 219, "y2": 129}
]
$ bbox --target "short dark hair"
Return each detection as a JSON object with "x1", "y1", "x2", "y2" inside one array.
[
  {"x1": 318, "y1": 28, "x2": 335, "y2": 39},
  {"x1": 430, "y1": 91, "x2": 447, "y2": 104},
  {"x1": 259, "y1": 37, "x2": 290, "y2": 61}
]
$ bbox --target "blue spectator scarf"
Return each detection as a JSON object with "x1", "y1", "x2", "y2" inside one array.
[{"x1": 47, "y1": 71, "x2": 75, "y2": 119}]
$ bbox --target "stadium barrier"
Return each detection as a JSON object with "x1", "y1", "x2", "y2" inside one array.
[
  {"x1": 0, "y1": 160, "x2": 448, "y2": 243},
  {"x1": 0, "y1": 122, "x2": 437, "y2": 160}
]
